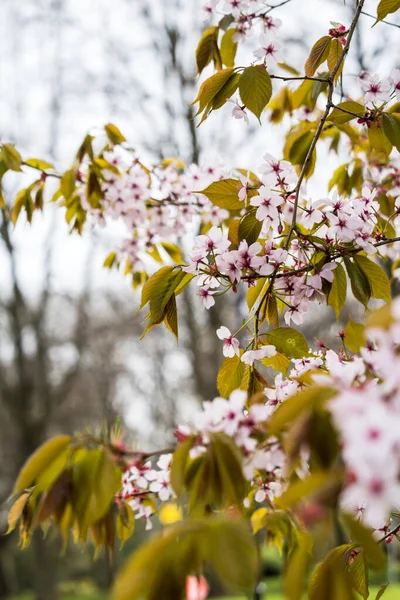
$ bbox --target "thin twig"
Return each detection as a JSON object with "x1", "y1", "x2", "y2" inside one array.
[
  {"x1": 361, "y1": 10, "x2": 400, "y2": 29},
  {"x1": 378, "y1": 522, "x2": 400, "y2": 543},
  {"x1": 270, "y1": 74, "x2": 328, "y2": 83}
]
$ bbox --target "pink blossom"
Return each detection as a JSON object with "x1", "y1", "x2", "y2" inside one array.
[
  {"x1": 216, "y1": 326, "x2": 240, "y2": 357},
  {"x1": 360, "y1": 74, "x2": 391, "y2": 106}
]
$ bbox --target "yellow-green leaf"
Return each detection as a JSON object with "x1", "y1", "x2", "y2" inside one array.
[
  {"x1": 353, "y1": 255, "x2": 391, "y2": 302},
  {"x1": 304, "y1": 36, "x2": 331, "y2": 77},
  {"x1": 14, "y1": 435, "x2": 72, "y2": 493},
  {"x1": 217, "y1": 355, "x2": 246, "y2": 398},
  {"x1": 6, "y1": 492, "x2": 30, "y2": 534},
  {"x1": 342, "y1": 513, "x2": 387, "y2": 571},
  {"x1": 200, "y1": 178, "x2": 244, "y2": 210},
  {"x1": 220, "y1": 28, "x2": 237, "y2": 67},
  {"x1": 265, "y1": 327, "x2": 308, "y2": 359},
  {"x1": 376, "y1": 0, "x2": 400, "y2": 23},
  {"x1": 328, "y1": 262, "x2": 347, "y2": 319},
  {"x1": 1, "y1": 144, "x2": 22, "y2": 171},
  {"x1": 268, "y1": 386, "x2": 336, "y2": 436},
  {"x1": 104, "y1": 123, "x2": 126, "y2": 145},
  {"x1": 381, "y1": 113, "x2": 400, "y2": 152},
  {"x1": 24, "y1": 158, "x2": 55, "y2": 171},
  {"x1": 344, "y1": 318, "x2": 366, "y2": 353},
  {"x1": 196, "y1": 27, "x2": 219, "y2": 74}
]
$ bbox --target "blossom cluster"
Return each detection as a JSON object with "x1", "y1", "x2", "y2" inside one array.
[
  {"x1": 203, "y1": 0, "x2": 282, "y2": 44},
  {"x1": 185, "y1": 151, "x2": 399, "y2": 327},
  {"x1": 122, "y1": 301, "x2": 400, "y2": 535},
  {"x1": 78, "y1": 151, "x2": 229, "y2": 272},
  {"x1": 122, "y1": 453, "x2": 173, "y2": 530},
  {"x1": 328, "y1": 303, "x2": 400, "y2": 532}
]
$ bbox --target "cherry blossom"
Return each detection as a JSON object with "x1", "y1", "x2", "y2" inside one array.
[
  {"x1": 228, "y1": 99, "x2": 249, "y2": 123},
  {"x1": 250, "y1": 187, "x2": 282, "y2": 224},
  {"x1": 360, "y1": 74, "x2": 391, "y2": 106},
  {"x1": 389, "y1": 68, "x2": 400, "y2": 100},
  {"x1": 216, "y1": 326, "x2": 240, "y2": 357},
  {"x1": 241, "y1": 345, "x2": 276, "y2": 365},
  {"x1": 198, "y1": 286, "x2": 216, "y2": 309}
]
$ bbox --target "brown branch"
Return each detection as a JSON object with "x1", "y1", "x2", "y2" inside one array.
[{"x1": 284, "y1": 0, "x2": 366, "y2": 250}]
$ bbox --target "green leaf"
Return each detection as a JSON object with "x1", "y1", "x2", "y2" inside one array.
[
  {"x1": 344, "y1": 258, "x2": 371, "y2": 308},
  {"x1": 1, "y1": 143, "x2": 22, "y2": 171},
  {"x1": 104, "y1": 123, "x2": 126, "y2": 145},
  {"x1": 304, "y1": 36, "x2": 332, "y2": 77},
  {"x1": 344, "y1": 319, "x2": 366, "y2": 353},
  {"x1": 220, "y1": 28, "x2": 237, "y2": 67},
  {"x1": 206, "y1": 519, "x2": 258, "y2": 592},
  {"x1": 342, "y1": 513, "x2": 387, "y2": 571},
  {"x1": 328, "y1": 102, "x2": 365, "y2": 125},
  {"x1": 376, "y1": 0, "x2": 400, "y2": 23},
  {"x1": 353, "y1": 255, "x2": 391, "y2": 302},
  {"x1": 265, "y1": 327, "x2": 308, "y2": 359},
  {"x1": 195, "y1": 27, "x2": 218, "y2": 74},
  {"x1": 276, "y1": 471, "x2": 337, "y2": 509},
  {"x1": 287, "y1": 129, "x2": 316, "y2": 177},
  {"x1": 239, "y1": 65, "x2": 272, "y2": 120},
  {"x1": 170, "y1": 438, "x2": 194, "y2": 497},
  {"x1": 328, "y1": 262, "x2": 347, "y2": 319},
  {"x1": 217, "y1": 355, "x2": 246, "y2": 398},
  {"x1": 238, "y1": 208, "x2": 262, "y2": 245},
  {"x1": 381, "y1": 113, "x2": 400, "y2": 152},
  {"x1": 208, "y1": 433, "x2": 245, "y2": 508},
  {"x1": 268, "y1": 386, "x2": 336, "y2": 436},
  {"x1": 200, "y1": 178, "x2": 244, "y2": 210}
]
